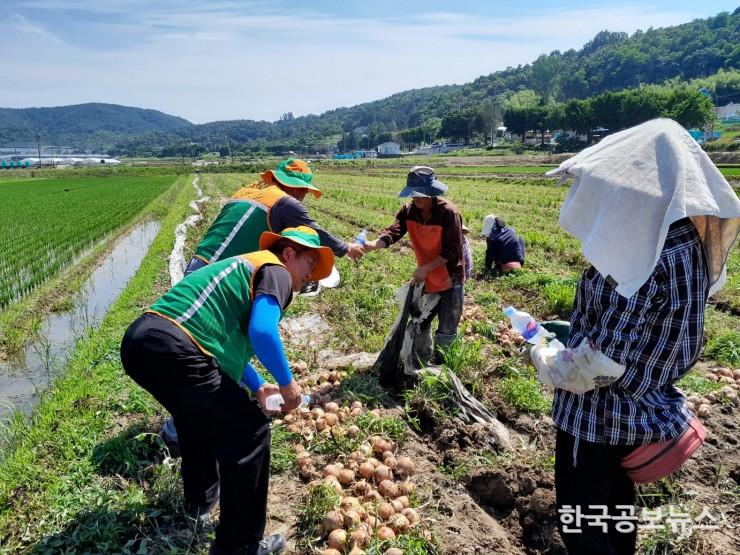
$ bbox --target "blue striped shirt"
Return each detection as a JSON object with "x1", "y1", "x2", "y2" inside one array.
[{"x1": 552, "y1": 219, "x2": 709, "y2": 445}]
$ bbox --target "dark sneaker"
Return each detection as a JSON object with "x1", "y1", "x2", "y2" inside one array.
[
  {"x1": 298, "y1": 280, "x2": 321, "y2": 297},
  {"x1": 209, "y1": 533, "x2": 286, "y2": 555},
  {"x1": 185, "y1": 485, "x2": 220, "y2": 525}
]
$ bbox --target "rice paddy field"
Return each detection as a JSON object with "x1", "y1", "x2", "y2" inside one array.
[
  {"x1": 0, "y1": 163, "x2": 737, "y2": 554},
  {"x1": 0, "y1": 176, "x2": 176, "y2": 308}
]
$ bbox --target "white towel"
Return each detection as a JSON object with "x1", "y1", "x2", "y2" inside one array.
[{"x1": 547, "y1": 118, "x2": 740, "y2": 298}]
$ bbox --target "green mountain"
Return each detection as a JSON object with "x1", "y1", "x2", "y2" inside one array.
[
  {"x1": 2, "y1": 7, "x2": 738, "y2": 155},
  {"x1": 0, "y1": 103, "x2": 193, "y2": 152}
]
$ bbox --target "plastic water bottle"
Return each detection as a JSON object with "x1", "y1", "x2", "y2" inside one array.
[
  {"x1": 355, "y1": 228, "x2": 368, "y2": 246},
  {"x1": 265, "y1": 393, "x2": 311, "y2": 411},
  {"x1": 503, "y1": 306, "x2": 550, "y2": 344}
]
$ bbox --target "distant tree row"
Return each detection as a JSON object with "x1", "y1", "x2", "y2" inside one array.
[{"x1": 503, "y1": 85, "x2": 715, "y2": 145}]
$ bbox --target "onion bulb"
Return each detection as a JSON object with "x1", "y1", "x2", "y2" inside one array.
[
  {"x1": 344, "y1": 510, "x2": 361, "y2": 527},
  {"x1": 323, "y1": 510, "x2": 344, "y2": 532},
  {"x1": 388, "y1": 513, "x2": 410, "y2": 533},
  {"x1": 378, "y1": 479, "x2": 398, "y2": 499},
  {"x1": 358, "y1": 462, "x2": 374, "y2": 479},
  {"x1": 373, "y1": 464, "x2": 391, "y2": 483},
  {"x1": 378, "y1": 502, "x2": 395, "y2": 520},
  {"x1": 338, "y1": 469, "x2": 355, "y2": 487},
  {"x1": 327, "y1": 528, "x2": 347, "y2": 550},
  {"x1": 377, "y1": 526, "x2": 396, "y2": 541},
  {"x1": 349, "y1": 528, "x2": 370, "y2": 548},
  {"x1": 395, "y1": 456, "x2": 415, "y2": 477},
  {"x1": 323, "y1": 464, "x2": 341, "y2": 478},
  {"x1": 402, "y1": 507, "x2": 420, "y2": 525}
]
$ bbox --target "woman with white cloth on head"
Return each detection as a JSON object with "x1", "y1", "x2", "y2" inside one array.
[{"x1": 529, "y1": 118, "x2": 740, "y2": 555}]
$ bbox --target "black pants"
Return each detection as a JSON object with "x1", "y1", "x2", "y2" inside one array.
[
  {"x1": 120, "y1": 313, "x2": 270, "y2": 548},
  {"x1": 555, "y1": 429, "x2": 638, "y2": 555}
]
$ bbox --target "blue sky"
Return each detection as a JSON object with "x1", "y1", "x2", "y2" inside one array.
[{"x1": 2, "y1": 1, "x2": 737, "y2": 123}]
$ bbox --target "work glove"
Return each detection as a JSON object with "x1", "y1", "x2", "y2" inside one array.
[{"x1": 531, "y1": 337, "x2": 626, "y2": 394}]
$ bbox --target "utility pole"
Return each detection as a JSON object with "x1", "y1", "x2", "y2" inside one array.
[{"x1": 35, "y1": 129, "x2": 42, "y2": 168}]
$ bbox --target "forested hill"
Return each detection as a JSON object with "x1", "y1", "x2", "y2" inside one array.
[
  {"x1": 0, "y1": 103, "x2": 193, "y2": 151},
  {"x1": 119, "y1": 7, "x2": 740, "y2": 155},
  {"x1": 2, "y1": 7, "x2": 738, "y2": 154}
]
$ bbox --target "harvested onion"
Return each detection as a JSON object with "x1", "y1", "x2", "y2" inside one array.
[
  {"x1": 327, "y1": 528, "x2": 347, "y2": 550},
  {"x1": 338, "y1": 469, "x2": 355, "y2": 487},
  {"x1": 396, "y1": 456, "x2": 415, "y2": 477},
  {"x1": 323, "y1": 510, "x2": 344, "y2": 532},
  {"x1": 378, "y1": 502, "x2": 395, "y2": 520},
  {"x1": 377, "y1": 526, "x2": 396, "y2": 540},
  {"x1": 373, "y1": 464, "x2": 391, "y2": 483},
  {"x1": 378, "y1": 479, "x2": 398, "y2": 499}
]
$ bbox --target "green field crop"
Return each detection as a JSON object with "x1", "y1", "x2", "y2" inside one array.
[
  {"x1": 0, "y1": 176, "x2": 176, "y2": 309},
  {"x1": 296, "y1": 168, "x2": 738, "y2": 357}
]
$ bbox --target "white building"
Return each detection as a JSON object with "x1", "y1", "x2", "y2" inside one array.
[
  {"x1": 377, "y1": 141, "x2": 401, "y2": 157},
  {"x1": 716, "y1": 102, "x2": 740, "y2": 121}
]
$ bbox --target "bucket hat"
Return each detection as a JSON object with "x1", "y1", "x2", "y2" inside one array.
[
  {"x1": 261, "y1": 159, "x2": 322, "y2": 198},
  {"x1": 398, "y1": 166, "x2": 448, "y2": 198},
  {"x1": 259, "y1": 226, "x2": 334, "y2": 280}
]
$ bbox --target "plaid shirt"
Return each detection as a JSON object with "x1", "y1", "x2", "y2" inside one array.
[{"x1": 552, "y1": 219, "x2": 709, "y2": 445}]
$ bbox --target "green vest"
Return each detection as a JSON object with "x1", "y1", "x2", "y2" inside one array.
[
  {"x1": 193, "y1": 184, "x2": 286, "y2": 263},
  {"x1": 149, "y1": 251, "x2": 284, "y2": 383}
]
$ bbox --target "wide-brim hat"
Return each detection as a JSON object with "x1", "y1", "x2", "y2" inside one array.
[
  {"x1": 261, "y1": 158, "x2": 322, "y2": 198},
  {"x1": 398, "y1": 165, "x2": 448, "y2": 198},
  {"x1": 259, "y1": 226, "x2": 334, "y2": 281}
]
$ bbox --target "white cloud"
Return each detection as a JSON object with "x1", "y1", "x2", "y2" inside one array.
[{"x1": 0, "y1": 3, "x2": 729, "y2": 122}]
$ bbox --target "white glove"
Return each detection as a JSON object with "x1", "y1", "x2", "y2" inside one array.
[{"x1": 531, "y1": 338, "x2": 626, "y2": 394}]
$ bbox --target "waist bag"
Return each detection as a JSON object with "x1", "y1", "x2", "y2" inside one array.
[{"x1": 620, "y1": 417, "x2": 706, "y2": 484}]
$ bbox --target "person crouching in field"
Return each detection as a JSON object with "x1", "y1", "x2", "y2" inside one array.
[
  {"x1": 482, "y1": 214, "x2": 525, "y2": 273},
  {"x1": 363, "y1": 166, "x2": 465, "y2": 364},
  {"x1": 121, "y1": 227, "x2": 333, "y2": 555},
  {"x1": 161, "y1": 158, "x2": 364, "y2": 454},
  {"x1": 531, "y1": 119, "x2": 740, "y2": 555}
]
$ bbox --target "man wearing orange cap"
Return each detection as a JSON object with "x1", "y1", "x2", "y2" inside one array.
[
  {"x1": 161, "y1": 159, "x2": 363, "y2": 453},
  {"x1": 185, "y1": 158, "x2": 363, "y2": 274},
  {"x1": 121, "y1": 227, "x2": 333, "y2": 555}
]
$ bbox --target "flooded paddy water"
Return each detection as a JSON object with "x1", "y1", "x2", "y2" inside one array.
[{"x1": 0, "y1": 220, "x2": 160, "y2": 419}]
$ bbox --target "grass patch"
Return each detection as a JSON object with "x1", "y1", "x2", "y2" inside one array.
[
  {"x1": 542, "y1": 278, "x2": 577, "y2": 317},
  {"x1": 498, "y1": 365, "x2": 552, "y2": 414},
  {"x1": 270, "y1": 425, "x2": 302, "y2": 474},
  {"x1": 403, "y1": 368, "x2": 458, "y2": 433},
  {"x1": 439, "y1": 452, "x2": 498, "y2": 481},
  {"x1": 333, "y1": 370, "x2": 395, "y2": 408},
  {"x1": 442, "y1": 338, "x2": 484, "y2": 395},
  {"x1": 676, "y1": 372, "x2": 724, "y2": 396},
  {"x1": 703, "y1": 331, "x2": 740, "y2": 367},
  {"x1": 365, "y1": 529, "x2": 441, "y2": 555},
  {"x1": 296, "y1": 484, "x2": 340, "y2": 553}
]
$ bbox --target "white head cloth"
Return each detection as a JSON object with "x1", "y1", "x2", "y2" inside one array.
[{"x1": 548, "y1": 118, "x2": 740, "y2": 298}]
